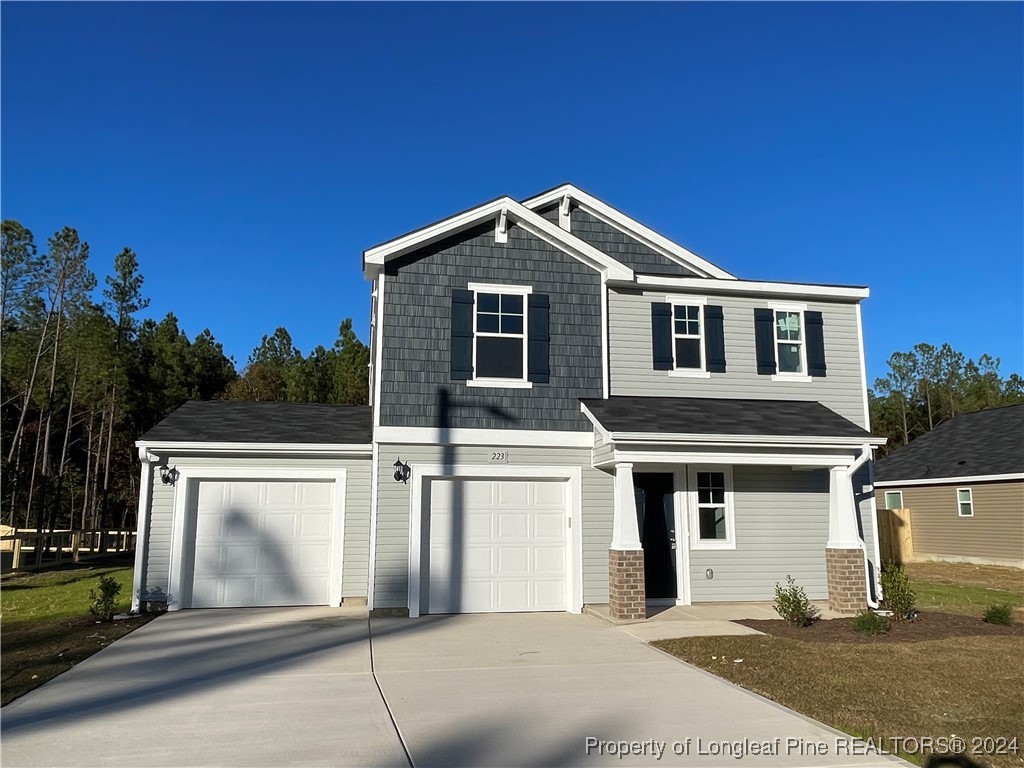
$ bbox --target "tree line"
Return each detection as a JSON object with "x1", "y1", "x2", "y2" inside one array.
[
  {"x1": 870, "y1": 342, "x2": 1024, "y2": 453},
  {"x1": 1, "y1": 219, "x2": 369, "y2": 534}
]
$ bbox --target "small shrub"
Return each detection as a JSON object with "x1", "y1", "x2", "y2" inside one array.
[
  {"x1": 984, "y1": 603, "x2": 1014, "y2": 626},
  {"x1": 773, "y1": 575, "x2": 820, "y2": 627},
  {"x1": 880, "y1": 562, "x2": 916, "y2": 621},
  {"x1": 852, "y1": 610, "x2": 890, "y2": 635},
  {"x1": 89, "y1": 575, "x2": 122, "y2": 621}
]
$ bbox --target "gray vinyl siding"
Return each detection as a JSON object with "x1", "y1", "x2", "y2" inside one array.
[
  {"x1": 140, "y1": 453, "x2": 372, "y2": 603},
  {"x1": 609, "y1": 288, "x2": 869, "y2": 428},
  {"x1": 537, "y1": 204, "x2": 697, "y2": 276},
  {"x1": 689, "y1": 466, "x2": 831, "y2": 601},
  {"x1": 372, "y1": 443, "x2": 613, "y2": 609},
  {"x1": 380, "y1": 222, "x2": 602, "y2": 431}
]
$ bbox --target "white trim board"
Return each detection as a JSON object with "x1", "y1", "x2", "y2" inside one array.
[
  {"x1": 406, "y1": 464, "x2": 583, "y2": 618},
  {"x1": 626, "y1": 275, "x2": 870, "y2": 301},
  {"x1": 521, "y1": 184, "x2": 736, "y2": 280},
  {"x1": 601, "y1": 450, "x2": 857, "y2": 468},
  {"x1": 136, "y1": 441, "x2": 372, "y2": 456},
  {"x1": 166, "y1": 466, "x2": 347, "y2": 611},
  {"x1": 373, "y1": 426, "x2": 594, "y2": 448},
  {"x1": 363, "y1": 196, "x2": 634, "y2": 282},
  {"x1": 874, "y1": 473, "x2": 1024, "y2": 487}
]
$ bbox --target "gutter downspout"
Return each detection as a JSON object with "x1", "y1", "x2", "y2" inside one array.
[
  {"x1": 130, "y1": 448, "x2": 156, "y2": 614},
  {"x1": 846, "y1": 443, "x2": 880, "y2": 609}
]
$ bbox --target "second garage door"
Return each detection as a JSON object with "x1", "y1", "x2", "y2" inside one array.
[
  {"x1": 191, "y1": 479, "x2": 338, "y2": 608},
  {"x1": 427, "y1": 478, "x2": 568, "y2": 614}
]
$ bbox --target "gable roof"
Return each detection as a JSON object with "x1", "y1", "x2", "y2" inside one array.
[
  {"x1": 521, "y1": 183, "x2": 736, "y2": 280},
  {"x1": 362, "y1": 196, "x2": 634, "y2": 282},
  {"x1": 580, "y1": 396, "x2": 880, "y2": 444},
  {"x1": 137, "y1": 401, "x2": 373, "y2": 447},
  {"x1": 874, "y1": 404, "x2": 1024, "y2": 484}
]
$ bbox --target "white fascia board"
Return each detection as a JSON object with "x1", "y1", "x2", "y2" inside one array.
[
  {"x1": 362, "y1": 196, "x2": 633, "y2": 282},
  {"x1": 630, "y1": 275, "x2": 870, "y2": 301},
  {"x1": 580, "y1": 403, "x2": 611, "y2": 443},
  {"x1": 609, "y1": 431, "x2": 887, "y2": 448},
  {"x1": 600, "y1": 449, "x2": 855, "y2": 468},
  {"x1": 373, "y1": 426, "x2": 594, "y2": 449},
  {"x1": 522, "y1": 184, "x2": 736, "y2": 280},
  {"x1": 874, "y1": 473, "x2": 1024, "y2": 488},
  {"x1": 135, "y1": 440, "x2": 372, "y2": 456}
]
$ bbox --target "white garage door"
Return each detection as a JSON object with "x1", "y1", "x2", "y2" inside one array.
[
  {"x1": 427, "y1": 478, "x2": 568, "y2": 614},
  {"x1": 191, "y1": 479, "x2": 337, "y2": 608}
]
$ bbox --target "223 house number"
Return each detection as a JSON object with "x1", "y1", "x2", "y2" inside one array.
[{"x1": 489, "y1": 450, "x2": 508, "y2": 463}]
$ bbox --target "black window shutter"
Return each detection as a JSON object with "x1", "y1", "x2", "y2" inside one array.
[
  {"x1": 651, "y1": 302, "x2": 673, "y2": 370},
  {"x1": 704, "y1": 305, "x2": 726, "y2": 373},
  {"x1": 753, "y1": 308, "x2": 777, "y2": 375},
  {"x1": 805, "y1": 310, "x2": 827, "y2": 377},
  {"x1": 527, "y1": 293, "x2": 550, "y2": 383},
  {"x1": 450, "y1": 289, "x2": 474, "y2": 381}
]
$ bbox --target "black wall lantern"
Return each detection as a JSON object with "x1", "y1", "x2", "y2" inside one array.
[
  {"x1": 160, "y1": 465, "x2": 179, "y2": 486},
  {"x1": 393, "y1": 458, "x2": 411, "y2": 484}
]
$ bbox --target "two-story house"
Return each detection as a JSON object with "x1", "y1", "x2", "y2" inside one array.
[{"x1": 133, "y1": 185, "x2": 886, "y2": 620}]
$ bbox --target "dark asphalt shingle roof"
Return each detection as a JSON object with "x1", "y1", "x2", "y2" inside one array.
[
  {"x1": 580, "y1": 396, "x2": 874, "y2": 439},
  {"x1": 138, "y1": 401, "x2": 373, "y2": 445},
  {"x1": 874, "y1": 404, "x2": 1024, "y2": 482}
]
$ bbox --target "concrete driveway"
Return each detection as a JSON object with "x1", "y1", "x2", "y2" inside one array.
[{"x1": 1, "y1": 608, "x2": 904, "y2": 767}]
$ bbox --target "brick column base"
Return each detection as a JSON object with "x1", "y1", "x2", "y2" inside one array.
[
  {"x1": 609, "y1": 549, "x2": 646, "y2": 621},
  {"x1": 825, "y1": 547, "x2": 867, "y2": 614}
]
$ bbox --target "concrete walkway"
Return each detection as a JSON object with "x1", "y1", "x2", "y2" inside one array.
[{"x1": 2, "y1": 608, "x2": 905, "y2": 767}]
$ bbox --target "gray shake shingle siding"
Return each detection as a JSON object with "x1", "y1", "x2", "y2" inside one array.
[
  {"x1": 537, "y1": 204, "x2": 697, "y2": 276},
  {"x1": 380, "y1": 222, "x2": 602, "y2": 431}
]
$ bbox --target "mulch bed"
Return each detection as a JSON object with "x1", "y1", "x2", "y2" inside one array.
[{"x1": 736, "y1": 610, "x2": 1024, "y2": 643}]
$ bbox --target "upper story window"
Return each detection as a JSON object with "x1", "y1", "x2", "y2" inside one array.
[
  {"x1": 475, "y1": 291, "x2": 526, "y2": 381},
  {"x1": 775, "y1": 310, "x2": 805, "y2": 374},
  {"x1": 883, "y1": 491, "x2": 904, "y2": 510},
  {"x1": 956, "y1": 487, "x2": 974, "y2": 517},
  {"x1": 673, "y1": 304, "x2": 704, "y2": 370},
  {"x1": 449, "y1": 282, "x2": 548, "y2": 390}
]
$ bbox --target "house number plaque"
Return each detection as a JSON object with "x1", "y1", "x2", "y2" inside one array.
[{"x1": 489, "y1": 450, "x2": 509, "y2": 463}]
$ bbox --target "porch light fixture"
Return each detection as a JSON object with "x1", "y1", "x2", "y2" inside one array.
[
  {"x1": 393, "y1": 458, "x2": 411, "y2": 484},
  {"x1": 160, "y1": 466, "x2": 179, "y2": 486}
]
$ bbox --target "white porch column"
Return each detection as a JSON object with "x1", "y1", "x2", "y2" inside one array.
[
  {"x1": 130, "y1": 448, "x2": 156, "y2": 614},
  {"x1": 827, "y1": 466, "x2": 863, "y2": 550},
  {"x1": 611, "y1": 462, "x2": 642, "y2": 550}
]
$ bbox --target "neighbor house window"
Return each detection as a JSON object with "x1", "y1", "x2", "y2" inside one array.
[
  {"x1": 775, "y1": 310, "x2": 805, "y2": 374},
  {"x1": 673, "y1": 304, "x2": 704, "y2": 370},
  {"x1": 468, "y1": 282, "x2": 531, "y2": 386},
  {"x1": 956, "y1": 488, "x2": 974, "y2": 517},
  {"x1": 688, "y1": 466, "x2": 735, "y2": 549},
  {"x1": 884, "y1": 491, "x2": 904, "y2": 510}
]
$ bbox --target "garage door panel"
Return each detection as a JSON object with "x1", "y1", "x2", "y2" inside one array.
[
  {"x1": 191, "y1": 479, "x2": 336, "y2": 609},
  {"x1": 427, "y1": 478, "x2": 568, "y2": 614}
]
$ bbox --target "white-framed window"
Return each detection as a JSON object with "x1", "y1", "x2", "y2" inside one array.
[
  {"x1": 883, "y1": 491, "x2": 904, "y2": 510},
  {"x1": 956, "y1": 487, "x2": 974, "y2": 517},
  {"x1": 688, "y1": 466, "x2": 735, "y2": 550},
  {"x1": 775, "y1": 309, "x2": 806, "y2": 374},
  {"x1": 467, "y1": 282, "x2": 532, "y2": 389},
  {"x1": 668, "y1": 294, "x2": 709, "y2": 376}
]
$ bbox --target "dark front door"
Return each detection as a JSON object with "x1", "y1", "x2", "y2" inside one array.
[{"x1": 634, "y1": 473, "x2": 677, "y2": 600}]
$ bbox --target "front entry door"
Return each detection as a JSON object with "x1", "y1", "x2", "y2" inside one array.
[{"x1": 634, "y1": 473, "x2": 676, "y2": 600}]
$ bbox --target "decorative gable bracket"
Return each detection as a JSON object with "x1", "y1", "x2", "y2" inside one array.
[
  {"x1": 558, "y1": 195, "x2": 571, "y2": 231},
  {"x1": 495, "y1": 208, "x2": 508, "y2": 244}
]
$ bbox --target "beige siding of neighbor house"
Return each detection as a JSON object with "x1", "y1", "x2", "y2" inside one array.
[
  {"x1": 141, "y1": 453, "x2": 372, "y2": 602},
  {"x1": 875, "y1": 480, "x2": 1024, "y2": 568}
]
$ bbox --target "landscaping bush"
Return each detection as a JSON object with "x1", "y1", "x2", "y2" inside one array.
[
  {"x1": 983, "y1": 603, "x2": 1014, "y2": 626},
  {"x1": 880, "y1": 562, "x2": 916, "y2": 621},
  {"x1": 852, "y1": 610, "x2": 890, "y2": 635},
  {"x1": 89, "y1": 575, "x2": 122, "y2": 621},
  {"x1": 773, "y1": 575, "x2": 820, "y2": 627}
]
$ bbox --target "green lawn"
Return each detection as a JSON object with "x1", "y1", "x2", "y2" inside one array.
[
  {"x1": 1, "y1": 556, "x2": 155, "y2": 706},
  {"x1": 905, "y1": 561, "x2": 1024, "y2": 614}
]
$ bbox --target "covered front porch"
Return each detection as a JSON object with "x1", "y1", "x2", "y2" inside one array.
[{"x1": 581, "y1": 396, "x2": 887, "y2": 621}]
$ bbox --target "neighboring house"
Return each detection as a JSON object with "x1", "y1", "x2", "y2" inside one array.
[
  {"x1": 874, "y1": 404, "x2": 1024, "y2": 569},
  {"x1": 134, "y1": 184, "x2": 886, "y2": 619}
]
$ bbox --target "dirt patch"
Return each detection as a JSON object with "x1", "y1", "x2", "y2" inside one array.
[
  {"x1": 737, "y1": 610, "x2": 1024, "y2": 643},
  {"x1": 2, "y1": 614, "x2": 156, "y2": 706}
]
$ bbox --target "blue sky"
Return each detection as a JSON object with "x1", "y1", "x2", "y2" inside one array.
[{"x1": 3, "y1": 2, "x2": 1021, "y2": 385}]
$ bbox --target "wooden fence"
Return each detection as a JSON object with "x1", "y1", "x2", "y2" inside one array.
[
  {"x1": 877, "y1": 508, "x2": 914, "y2": 564},
  {"x1": 0, "y1": 529, "x2": 135, "y2": 572}
]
